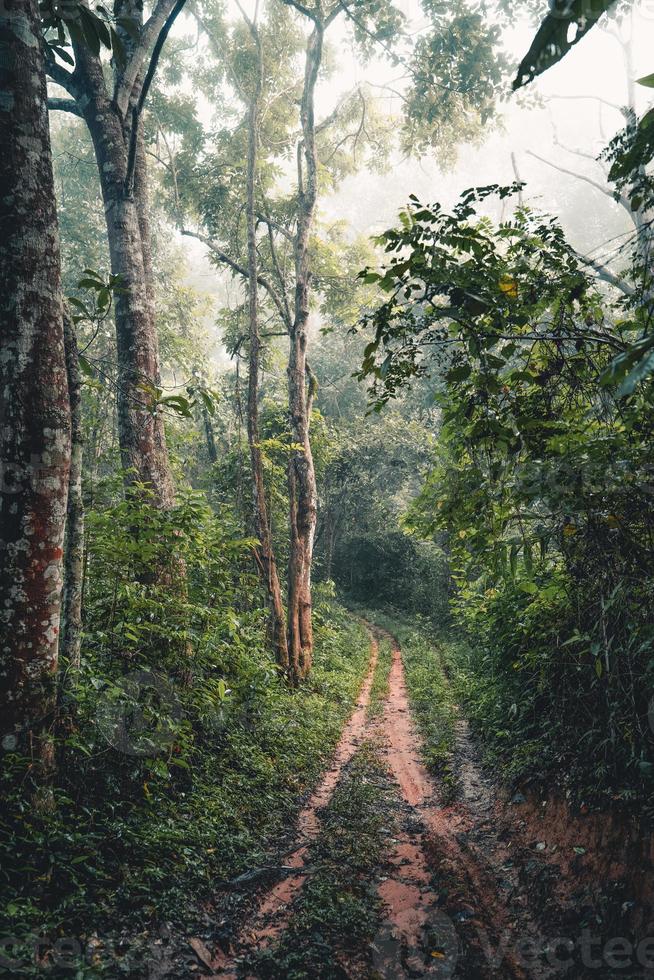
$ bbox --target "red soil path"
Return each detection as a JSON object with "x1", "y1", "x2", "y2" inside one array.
[
  {"x1": 198, "y1": 629, "x2": 551, "y2": 979},
  {"x1": 206, "y1": 634, "x2": 379, "y2": 976}
]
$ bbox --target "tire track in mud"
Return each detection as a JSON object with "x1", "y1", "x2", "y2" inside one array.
[
  {"x1": 370, "y1": 634, "x2": 553, "y2": 980},
  {"x1": 206, "y1": 633, "x2": 380, "y2": 977}
]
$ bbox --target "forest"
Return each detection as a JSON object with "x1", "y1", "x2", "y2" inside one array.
[{"x1": 2, "y1": 0, "x2": 654, "y2": 975}]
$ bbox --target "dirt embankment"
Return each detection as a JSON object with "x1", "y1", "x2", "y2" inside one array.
[{"x1": 494, "y1": 789, "x2": 654, "y2": 950}]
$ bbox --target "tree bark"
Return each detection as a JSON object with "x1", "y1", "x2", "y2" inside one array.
[
  {"x1": 73, "y1": 44, "x2": 175, "y2": 507},
  {"x1": 0, "y1": 0, "x2": 70, "y2": 786},
  {"x1": 286, "y1": 24, "x2": 322, "y2": 680},
  {"x1": 244, "y1": 19, "x2": 290, "y2": 675},
  {"x1": 47, "y1": 4, "x2": 176, "y2": 508},
  {"x1": 62, "y1": 313, "x2": 85, "y2": 672}
]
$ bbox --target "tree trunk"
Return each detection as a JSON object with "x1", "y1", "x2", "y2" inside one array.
[
  {"x1": 244, "y1": 28, "x2": 290, "y2": 675},
  {"x1": 286, "y1": 25, "x2": 322, "y2": 680},
  {"x1": 134, "y1": 128, "x2": 158, "y2": 325},
  {"x1": 68, "y1": 42, "x2": 175, "y2": 508},
  {"x1": 62, "y1": 313, "x2": 85, "y2": 672},
  {"x1": 0, "y1": 0, "x2": 70, "y2": 789},
  {"x1": 202, "y1": 402, "x2": 218, "y2": 464}
]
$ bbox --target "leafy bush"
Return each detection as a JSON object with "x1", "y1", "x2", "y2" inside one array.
[{"x1": 359, "y1": 189, "x2": 654, "y2": 810}]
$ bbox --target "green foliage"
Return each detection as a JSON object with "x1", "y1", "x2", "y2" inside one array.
[
  {"x1": 0, "y1": 480, "x2": 371, "y2": 974},
  {"x1": 403, "y1": 1, "x2": 509, "y2": 160},
  {"x1": 359, "y1": 189, "x2": 654, "y2": 805},
  {"x1": 603, "y1": 106, "x2": 654, "y2": 235},
  {"x1": 394, "y1": 623, "x2": 458, "y2": 797},
  {"x1": 41, "y1": 0, "x2": 133, "y2": 69},
  {"x1": 313, "y1": 348, "x2": 448, "y2": 618}
]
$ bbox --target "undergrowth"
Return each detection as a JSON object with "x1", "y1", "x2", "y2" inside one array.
[{"x1": 0, "y1": 577, "x2": 370, "y2": 978}]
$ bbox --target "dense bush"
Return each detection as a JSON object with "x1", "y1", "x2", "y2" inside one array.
[
  {"x1": 360, "y1": 191, "x2": 654, "y2": 808},
  {"x1": 332, "y1": 531, "x2": 449, "y2": 620}
]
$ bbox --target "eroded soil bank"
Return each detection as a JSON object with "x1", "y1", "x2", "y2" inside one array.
[{"x1": 182, "y1": 627, "x2": 654, "y2": 980}]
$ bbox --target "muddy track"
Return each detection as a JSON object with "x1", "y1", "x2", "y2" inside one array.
[
  {"x1": 373, "y1": 635, "x2": 552, "y2": 980},
  {"x1": 206, "y1": 634, "x2": 380, "y2": 977},
  {"x1": 200, "y1": 627, "x2": 553, "y2": 979}
]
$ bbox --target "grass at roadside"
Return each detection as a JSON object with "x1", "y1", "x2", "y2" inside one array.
[
  {"x1": 367, "y1": 634, "x2": 393, "y2": 719},
  {"x1": 0, "y1": 601, "x2": 371, "y2": 978},
  {"x1": 353, "y1": 608, "x2": 460, "y2": 801},
  {"x1": 247, "y1": 740, "x2": 397, "y2": 979}
]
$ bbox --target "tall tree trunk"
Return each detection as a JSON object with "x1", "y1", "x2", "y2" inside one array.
[
  {"x1": 287, "y1": 25, "x2": 322, "y2": 680},
  {"x1": 202, "y1": 402, "x2": 218, "y2": 464},
  {"x1": 74, "y1": 51, "x2": 175, "y2": 507},
  {"x1": 62, "y1": 313, "x2": 85, "y2": 672},
  {"x1": 134, "y1": 125, "x2": 158, "y2": 322},
  {"x1": 244, "y1": 24, "x2": 290, "y2": 675},
  {"x1": 52, "y1": 22, "x2": 176, "y2": 508},
  {"x1": 0, "y1": 0, "x2": 71, "y2": 790}
]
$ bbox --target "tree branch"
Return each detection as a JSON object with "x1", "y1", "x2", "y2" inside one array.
[
  {"x1": 123, "y1": 0, "x2": 188, "y2": 198},
  {"x1": 315, "y1": 84, "x2": 361, "y2": 134},
  {"x1": 577, "y1": 253, "x2": 635, "y2": 296},
  {"x1": 526, "y1": 149, "x2": 632, "y2": 214},
  {"x1": 44, "y1": 54, "x2": 81, "y2": 100},
  {"x1": 279, "y1": 0, "x2": 320, "y2": 24},
  {"x1": 545, "y1": 93, "x2": 623, "y2": 114},
  {"x1": 47, "y1": 97, "x2": 82, "y2": 116},
  {"x1": 255, "y1": 212, "x2": 294, "y2": 244},
  {"x1": 263, "y1": 216, "x2": 293, "y2": 328},
  {"x1": 181, "y1": 229, "x2": 290, "y2": 327},
  {"x1": 115, "y1": 0, "x2": 179, "y2": 116}
]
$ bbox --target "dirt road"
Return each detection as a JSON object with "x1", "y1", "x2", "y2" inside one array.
[{"x1": 197, "y1": 629, "x2": 556, "y2": 979}]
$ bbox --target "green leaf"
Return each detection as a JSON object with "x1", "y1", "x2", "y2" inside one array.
[
  {"x1": 49, "y1": 43, "x2": 75, "y2": 65},
  {"x1": 78, "y1": 5, "x2": 102, "y2": 56},
  {"x1": 67, "y1": 296, "x2": 88, "y2": 312},
  {"x1": 617, "y1": 349, "x2": 654, "y2": 397},
  {"x1": 160, "y1": 395, "x2": 193, "y2": 418},
  {"x1": 94, "y1": 15, "x2": 112, "y2": 50},
  {"x1": 600, "y1": 336, "x2": 654, "y2": 389},
  {"x1": 636, "y1": 72, "x2": 654, "y2": 88},
  {"x1": 109, "y1": 26, "x2": 126, "y2": 70},
  {"x1": 199, "y1": 389, "x2": 216, "y2": 416},
  {"x1": 78, "y1": 354, "x2": 95, "y2": 378},
  {"x1": 446, "y1": 364, "x2": 471, "y2": 383}
]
